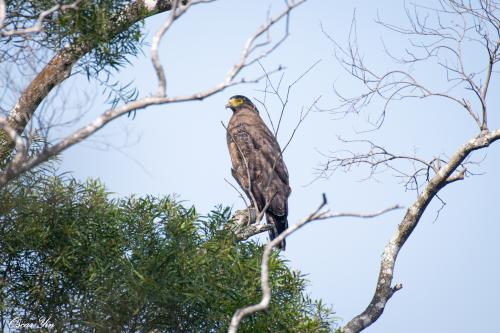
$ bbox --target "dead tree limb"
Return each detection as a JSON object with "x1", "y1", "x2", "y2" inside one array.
[
  {"x1": 228, "y1": 195, "x2": 402, "y2": 333},
  {"x1": 318, "y1": 1, "x2": 500, "y2": 331},
  {"x1": 342, "y1": 128, "x2": 500, "y2": 333}
]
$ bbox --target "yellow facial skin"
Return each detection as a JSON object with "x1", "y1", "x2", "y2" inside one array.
[{"x1": 227, "y1": 97, "x2": 245, "y2": 108}]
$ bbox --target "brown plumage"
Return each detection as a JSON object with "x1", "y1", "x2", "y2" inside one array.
[{"x1": 225, "y1": 95, "x2": 291, "y2": 250}]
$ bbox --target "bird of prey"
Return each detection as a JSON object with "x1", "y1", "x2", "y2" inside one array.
[{"x1": 225, "y1": 95, "x2": 291, "y2": 250}]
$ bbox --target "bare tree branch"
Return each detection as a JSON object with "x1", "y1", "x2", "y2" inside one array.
[
  {"x1": 0, "y1": 0, "x2": 81, "y2": 36},
  {"x1": 150, "y1": 0, "x2": 217, "y2": 96},
  {"x1": 322, "y1": 1, "x2": 499, "y2": 131},
  {"x1": 228, "y1": 194, "x2": 402, "y2": 333},
  {"x1": 317, "y1": 2, "x2": 500, "y2": 331},
  {"x1": 151, "y1": 0, "x2": 181, "y2": 97},
  {"x1": 342, "y1": 128, "x2": 500, "y2": 333},
  {"x1": 226, "y1": 207, "x2": 274, "y2": 241},
  {"x1": 224, "y1": 0, "x2": 308, "y2": 84},
  {"x1": 316, "y1": 137, "x2": 449, "y2": 192},
  {"x1": 255, "y1": 59, "x2": 321, "y2": 138}
]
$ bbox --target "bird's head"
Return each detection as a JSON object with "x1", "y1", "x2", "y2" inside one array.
[{"x1": 225, "y1": 95, "x2": 258, "y2": 113}]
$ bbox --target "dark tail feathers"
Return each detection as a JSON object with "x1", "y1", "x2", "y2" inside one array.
[{"x1": 266, "y1": 213, "x2": 288, "y2": 250}]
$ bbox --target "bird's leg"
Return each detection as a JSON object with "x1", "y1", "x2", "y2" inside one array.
[
  {"x1": 246, "y1": 205, "x2": 256, "y2": 225},
  {"x1": 256, "y1": 191, "x2": 277, "y2": 225}
]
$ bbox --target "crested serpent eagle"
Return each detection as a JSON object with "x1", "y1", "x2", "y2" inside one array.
[{"x1": 225, "y1": 95, "x2": 291, "y2": 250}]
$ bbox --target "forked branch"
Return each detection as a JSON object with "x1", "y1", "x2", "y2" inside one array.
[
  {"x1": 228, "y1": 194, "x2": 402, "y2": 333},
  {"x1": 322, "y1": 1, "x2": 499, "y2": 130},
  {"x1": 320, "y1": 2, "x2": 500, "y2": 331},
  {"x1": 342, "y1": 128, "x2": 500, "y2": 333}
]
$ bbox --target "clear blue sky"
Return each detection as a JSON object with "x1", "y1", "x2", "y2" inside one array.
[{"x1": 58, "y1": 1, "x2": 500, "y2": 332}]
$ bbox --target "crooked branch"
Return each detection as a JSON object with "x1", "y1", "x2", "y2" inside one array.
[
  {"x1": 228, "y1": 194, "x2": 402, "y2": 333},
  {"x1": 342, "y1": 128, "x2": 500, "y2": 333}
]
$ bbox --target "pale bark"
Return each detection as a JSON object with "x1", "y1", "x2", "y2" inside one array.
[
  {"x1": 318, "y1": 2, "x2": 500, "y2": 331},
  {"x1": 228, "y1": 196, "x2": 401, "y2": 333},
  {"x1": 341, "y1": 129, "x2": 500, "y2": 333}
]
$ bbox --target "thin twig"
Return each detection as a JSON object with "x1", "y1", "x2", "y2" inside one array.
[{"x1": 0, "y1": 0, "x2": 81, "y2": 36}]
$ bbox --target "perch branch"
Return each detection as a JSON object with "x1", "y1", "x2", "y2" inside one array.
[{"x1": 228, "y1": 194, "x2": 402, "y2": 333}]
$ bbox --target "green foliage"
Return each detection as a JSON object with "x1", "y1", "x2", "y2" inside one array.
[
  {"x1": 0, "y1": 171, "x2": 336, "y2": 332},
  {"x1": 2, "y1": 0, "x2": 146, "y2": 74}
]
